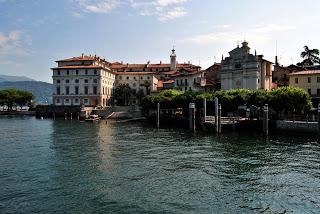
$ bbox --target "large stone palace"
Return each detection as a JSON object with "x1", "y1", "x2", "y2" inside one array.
[{"x1": 52, "y1": 49, "x2": 205, "y2": 107}]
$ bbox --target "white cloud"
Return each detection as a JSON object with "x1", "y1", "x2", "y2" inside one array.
[
  {"x1": 212, "y1": 24, "x2": 231, "y2": 29},
  {"x1": 75, "y1": 0, "x2": 122, "y2": 13},
  {"x1": 156, "y1": 0, "x2": 187, "y2": 7},
  {"x1": 181, "y1": 23, "x2": 296, "y2": 46},
  {"x1": 0, "y1": 60, "x2": 16, "y2": 65},
  {"x1": 74, "y1": 0, "x2": 189, "y2": 21},
  {"x1": 158, "y1": 6, "x2": 187, "y2": 21},
  {"x1": 0, "y1": 31, "x2": 31, "y2": 56},
  {"x1": 129, "y1": 0, "x2": 188, "y2": 21},
  {"x1": 252, "y1": 24, "x2": 296, "y2": 33},
  {"x1": 181, "y1": 31, "x2": 267, "y2": 46}
]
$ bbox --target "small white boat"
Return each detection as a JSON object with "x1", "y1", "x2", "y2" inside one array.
[{"x1": 85, "y1": 114, "x2": 101, "y2": 122}]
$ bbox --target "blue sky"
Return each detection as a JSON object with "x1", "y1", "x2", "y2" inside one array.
[{"x1": 1, "y1": 0, "x2": 320, "y2": 82}]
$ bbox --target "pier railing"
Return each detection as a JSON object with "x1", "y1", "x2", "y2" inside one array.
[{"x1": 204, "y1": 116, "x2": 243, "y2": 125}]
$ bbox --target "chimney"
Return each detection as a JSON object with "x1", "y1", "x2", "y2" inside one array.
[
  {"x1": 81, "y1": 53, "x2": 84, "y2": 58},
  {"x1": 160, "y1": 61, "x2": 162, "y2": 64},
  {"x1": 275, "y1": 56, "x2": 279, "y2": 66}
]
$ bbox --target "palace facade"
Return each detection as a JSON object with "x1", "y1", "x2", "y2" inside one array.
[
  {"x1": 52, "y1": 49, "x2": 205, "y2": 107},
  {"x1": 52, "y1": 54, "x2": 116, "y2": 107}
]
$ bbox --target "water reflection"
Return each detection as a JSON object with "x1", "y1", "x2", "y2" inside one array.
[{"x1": 0, "y1": 117, "x2": 320, "y2": 213}]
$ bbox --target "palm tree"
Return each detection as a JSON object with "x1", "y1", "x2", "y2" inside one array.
[
  {"x1": 136, "y1": 89, "x2": 145, "y2": 105},
  {"x1": 114, "y1": 84, "x2": 133, "y2": 106},
  {"x1": 141, "y1": 80, "x2": 151, "y2": 95},
  {"x1": 299, "y1": 46, "x2": 320, "y2": 66}
]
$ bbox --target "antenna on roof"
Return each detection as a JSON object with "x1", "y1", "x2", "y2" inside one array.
[
  {"x1": 214, "y1": 56, "x2": 216, "y2": 63},
  {"x1": 274, "y1": 40, "x2": 279, "y2": 66}
]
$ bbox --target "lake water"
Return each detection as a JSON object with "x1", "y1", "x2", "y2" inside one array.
[{"x1": 0, "y1": 116, "x2": 319, "y2": 213}]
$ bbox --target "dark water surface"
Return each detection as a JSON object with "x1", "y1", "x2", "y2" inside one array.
[{"x1": 0, "y1": 117, "x2": 320, "y2": 214}]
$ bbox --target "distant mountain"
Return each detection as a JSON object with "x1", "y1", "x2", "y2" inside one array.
[
  {"x1": 0, "y1": 75, "x2": 35, "y2": 83},
  {"x1": 0, "y1": 81, "x2": 53, "y2": 104}
]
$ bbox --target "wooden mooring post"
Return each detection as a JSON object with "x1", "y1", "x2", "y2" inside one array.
[
  {"x1": 70, "y1": 113, "x2": 73, "y2": 120},
  {"x1": 189, "y1": 103, "x2": 196, "y2": 131},
  {"x1": 77, "y1": 112, "x2": 80, "y2": 121},
  {"x1": 156, "y1": 103, "x2": 160, "y2": 128},
  {"x1": 218, "y1": 104, "x2": 222, "y2": 134},
  {"x1": 53, "y1": 112, "x2": 56, "y2": 120},
  {"x1": 215, "y1": 97, "x2": 219, "y2": 133},
  {"x1": 64, "y1": 113, "x2": 67, "y2": 120},
  {"x1": 203, "y1": 98, "x2": 207, "y2": 122},
  {"x1": 318, "y1": 104, "x2": 320, "y2": 132},
  {"x1": 263, "y1": 104, "x2": 269, "y2": 135}
]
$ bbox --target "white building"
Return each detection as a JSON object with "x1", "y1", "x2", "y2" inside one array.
[
  {"x1": 52, "y1": 54, "x2": 116, "y2": 107},
  {"x1": 111, "y1": 49, "x2": 203, "y2": 92},
  {"x1": 221, "y1": 41, "x2": 273, "y2": 91},
  {"x1": 172, "y1": 69, "x2": 205, "y2": 92},
  {"x1": 52, "y1": 50, "x2": 205, "y2": 107}
]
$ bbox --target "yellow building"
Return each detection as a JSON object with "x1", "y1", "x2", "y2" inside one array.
[{"x1": 289, "y1": 70, "x2": 320, "y2": 97}]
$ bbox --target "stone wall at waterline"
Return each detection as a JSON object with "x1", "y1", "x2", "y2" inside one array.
[{"x1": 276, "y1": 120, "x2": 318, "y2": 133}]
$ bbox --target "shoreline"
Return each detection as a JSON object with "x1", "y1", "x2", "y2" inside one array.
[
  {"x1": 1, "y1": 113, "x2": 319, "y2": 134},
  {"x1": 0, "y1": 111, "x2": 36, "y2": 116}
]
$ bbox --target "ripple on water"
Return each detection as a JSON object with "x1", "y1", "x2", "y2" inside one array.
[{"x1": 0, "y1": 117, "x2": 320, "y2": 213}]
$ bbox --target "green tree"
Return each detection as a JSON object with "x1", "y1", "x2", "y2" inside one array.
[
  {"x1": 0, "y1": 89, "x2": 34, "y2": 111},
  {"x1": 114, "y1": 84, "x2": 133, "y2": 106},
  {"x1": 269, "y1": 86, "x2": 312, "y2": 114},
  {"x1": 142, "y1": 87, "x2": 312, "y2": 115},
  {"x1": 298, "y1": 45, "x2": 320, "y2": 66}
]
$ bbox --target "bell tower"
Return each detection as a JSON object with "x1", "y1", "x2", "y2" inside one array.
[{"x1": 170, "y1": 48, "x2": 177, "y2": 70}]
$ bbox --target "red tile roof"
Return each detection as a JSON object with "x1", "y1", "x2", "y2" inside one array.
[
  {"x1": 51, "y1": 65, "x2": 105, "y2": 70},
  {"x1": 115, "y1": 72, "x2": 157, "y2": 75},
  {"x1": 288, "y1": 70, "x2": 320, "y2": 75},
  {"x1": 56, "y1": 55, "x2": 111, "y2": 64},
  {"x1": 160, "y1": 71, "x2": 178, "y2": 75},
  {"x1": 163, "y1": 80, "x2": 175, "y2": 84},
  {"x1": 170, "y1": 71, "x2": 203, "y2": 77},
  {"x1": 111, "y1": 63, "x2": 200, "y2": 70}
]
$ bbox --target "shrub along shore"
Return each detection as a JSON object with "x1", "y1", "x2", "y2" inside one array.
[{"x1": 142, "y1": 87, "x2": 313, "y2": 116}]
